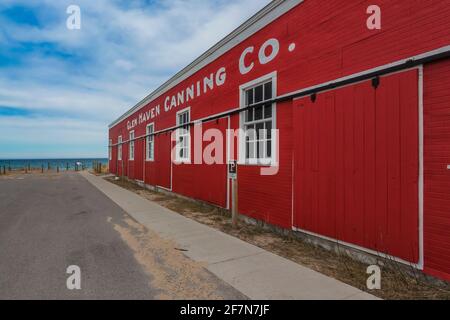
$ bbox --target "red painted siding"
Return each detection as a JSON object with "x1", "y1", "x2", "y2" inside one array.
[
  {"x1": 107, "y1": 1, "x2": 450, "y2": 281},
  {"x1": 293, "y1": 70, "x2": 419, "y2": 263},
  {"x1": 172, "y1": 118, "x2": 228, "y2": 207},
  {"x1": 155, "y1": 133, "x2": 172, "y2": 190},
  {"x1": 424, "y1": 59, "x2": 450, "y2": 281},
  {"x1": 238, "y1": 100, "x2": 293, "y2": 229}
]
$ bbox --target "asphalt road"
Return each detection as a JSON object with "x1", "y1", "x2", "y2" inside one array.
[{"x1": 0, "y1": 173, "x2": 243, "y2": 300}]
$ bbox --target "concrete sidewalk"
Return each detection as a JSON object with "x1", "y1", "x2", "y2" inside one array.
[{"x1": 81, "y1": 172, "x2": 378, "y2": 300}]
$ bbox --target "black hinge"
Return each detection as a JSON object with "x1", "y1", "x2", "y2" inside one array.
[{"x1": 372, "y1": 76, "x2": 380, "y2": 89}]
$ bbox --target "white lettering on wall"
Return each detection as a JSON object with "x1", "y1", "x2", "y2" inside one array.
[
  {"x1": 122, "y1": 36, "x2": 289, "y2": 131},
  {"x1": 239, "y1": 46, "x2": 255, "y2": 74},
  {"x1": 216, "y1": 67, "x2": 227, "y2": 86},
  {"x1": 163, "y1": 67, "x2": 227, "y2": 114},
  {"x1": 239, "y1": 38, "x2": 280, "y2": 75},
  {"x1": 203, "y1": 73, "x2": 214, "y2": 93},
  {"x1": 259, "y1": 38, "x2": 280, "y2": 65}
]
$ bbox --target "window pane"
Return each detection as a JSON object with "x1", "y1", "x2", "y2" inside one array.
[
  {"x1": 179, "y1": 111, "x2": 189, "y2": 126},
  {"x1": 248, "y1": 142, "x2": 255, "y2": 159},
  {"x1": 246, "y1": 124, "x2": 255, "y2": 141},
  {"x1": 246, "y1": 89, "x2": 253, "y2": 106},
  {"x1": 246, "y1": 109, "x2": 254, "y2": 122},
  {"x1": 264, "y1": 82, "x2": 272, "y2": 100},
  {"x1": 255, "y1": 106, "x2": 263, "y2": 120},
  {"x1": 264, "y1": 103, "x2": 272, "y2": 118},
  {"x1": 254, "y1": 85, "x2": 263, "y2": 103},
  {"x1": 266, "y1": 121, "x2": 272, "y2": 139},
  {"x1": 256, "y1": 122, "x2": 264, "y2": 140},
  {"x1": 266, "y1": 140, "x2": 272, "y2": 158},
  {"x1": 258, "y1": 140, "x2": 265, "y2": 158},
  {"x1": 246, "y1": 141, "x2": 250, "y2": 158}
]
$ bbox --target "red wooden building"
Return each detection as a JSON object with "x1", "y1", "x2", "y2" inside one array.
[{"x1": 109, "y1": 0, "x2": 450, "y2": 281}]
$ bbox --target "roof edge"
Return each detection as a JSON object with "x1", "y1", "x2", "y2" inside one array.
[{"x1": 109, "y1": 0, "x2": 303, "y2": 129}]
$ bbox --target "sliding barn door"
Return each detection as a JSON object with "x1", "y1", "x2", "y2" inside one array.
[{"x1": 293, "y1": 69, "x2": 420, "y2": 263}]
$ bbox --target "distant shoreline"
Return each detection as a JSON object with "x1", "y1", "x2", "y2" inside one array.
[
  {"x1": 0, "y1": 158, "x2": 108, "y2": 171},
  {"x1": 0, "y1": 158, "x2": 107, "y2": 161}
]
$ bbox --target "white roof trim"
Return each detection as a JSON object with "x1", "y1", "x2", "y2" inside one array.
[{"x1": 109, "y1": 0, "x2": 303, "y2": 128}]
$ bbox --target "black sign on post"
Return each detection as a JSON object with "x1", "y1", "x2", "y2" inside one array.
[{"x1": 228, "y1": 160, "x2": 237, "y2": 179}]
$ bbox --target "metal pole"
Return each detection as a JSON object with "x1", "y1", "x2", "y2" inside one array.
[
  {"x1": 121, "y1": 158, "x2": 124, "y2": 179},
  {"x1": 231, "y1": 178, "x2": 238, "y2": 227}
]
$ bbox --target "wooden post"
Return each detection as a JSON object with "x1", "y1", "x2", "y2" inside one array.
[
  {"x1": 66, "y1": 163, "x2": 69, "y2": 171},
  {"x1": 47, "y1": 162, "x2": 50, "y2": 170},
  {"x1": 41, "y1": 165, "x2": 44, "y2": 173},
  {"x1": 57, "y1": 166, "x2": 59, "y2": 173},
  {"x1": 232, "y1": 178, "x2": 238, "y2": 226}
]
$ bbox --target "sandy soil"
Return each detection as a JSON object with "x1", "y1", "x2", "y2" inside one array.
[
  {"x1": 109, "y1": 215, "x2": 245, "y2": 300},
  {"x1": 107, "y1": 177, "x2": 450, "y2": 300}
]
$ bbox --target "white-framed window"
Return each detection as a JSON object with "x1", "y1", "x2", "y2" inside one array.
[
  {"x1": 240, "y1": 72, "x2": 276, "y2": 165},
  {"x1": 118, "y1": 136, "x2": 123, "y2": 161},
  {"x1": 129, "y1": 131, "x2": 135, "y2": 161},
  {"x1": 146, "y1": 123, "x2": 155, "y2": 161},
  {"x1": 176, "y1": 108, "x2": 190, "y2": 163},
  {"x1": 109, "y1": 139, "x2": 112, "y2": 161}
]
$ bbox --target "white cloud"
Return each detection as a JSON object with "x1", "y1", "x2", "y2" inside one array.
[{"x1": 0, "y1": 0, "x2": 271, "y2": 158}]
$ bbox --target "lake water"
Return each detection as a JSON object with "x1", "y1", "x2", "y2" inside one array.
[{"x1": 0, "y1": 159, "x2": 108, "y2": 170}]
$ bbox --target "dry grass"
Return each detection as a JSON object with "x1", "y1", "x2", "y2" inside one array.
[{"x1": 106, "y1": 176, "x2": 450, "y2": 300}]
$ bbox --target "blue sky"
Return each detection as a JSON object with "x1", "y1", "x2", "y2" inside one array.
[{"x1": 0, "y1": 0, "x2": 270, "y2": 159}]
